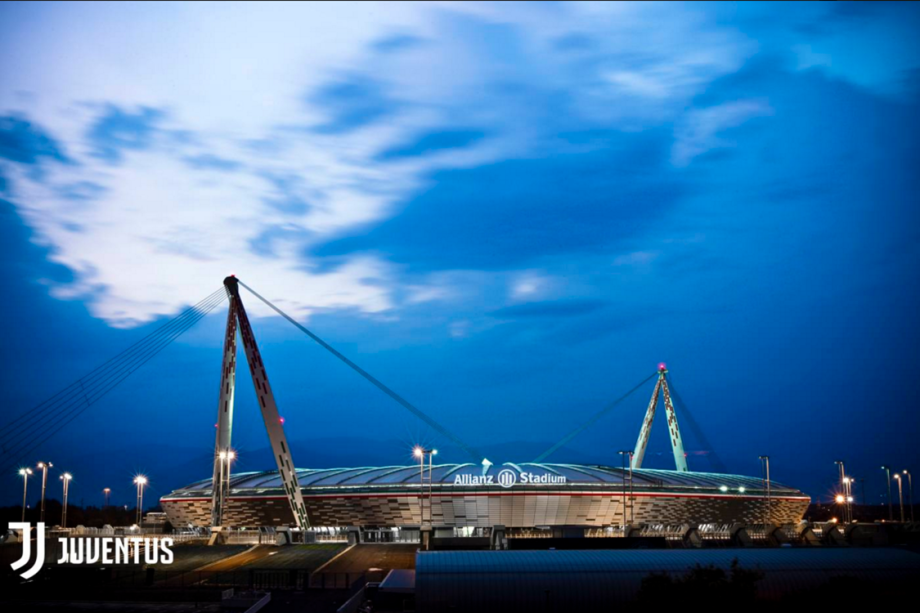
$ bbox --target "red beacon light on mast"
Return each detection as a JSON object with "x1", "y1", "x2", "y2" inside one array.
[{"x1": 657, "y1": 362, "x2": 667, "y2": 372}]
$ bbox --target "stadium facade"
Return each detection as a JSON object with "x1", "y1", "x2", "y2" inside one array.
[
  {"x1": 172, "y1": 279, "x2": 811, "y2": 535},
  {"x1": 160, "y1": 462, "x2": 810, "y2": 529}
]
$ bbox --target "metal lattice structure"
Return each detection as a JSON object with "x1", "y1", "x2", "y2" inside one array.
[
  {"x1": 211, "y1": 276, "x2": 308, "y2": 529},
  {"x1": 632, "y1": 364, "x2": 688, "y2": 472}
]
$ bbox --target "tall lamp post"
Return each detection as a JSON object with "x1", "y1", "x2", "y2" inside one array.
[
  {"x1": 903, "y1": 471, "x2": 914, "y2": 523},
  {"x1": 37, "y1": 461, "x2": 52, "y2": 523},
  {"x1": 19, "y1": 468, "x2": 33, "y2": 522},
  {"x1": 834, "y1": 461, "x2": 850, "y2": 523},
  {"x1": 627, "y1": 450, "x2": 634, "y2": 524},
  {"x1": 894, "y1": 474, "x2": 905, "y2": 522},
  {"x1": 216, "y1": 450, "x2": 236, "y2": 526},
  {"x1": 843, "y1": 477, "x2": 854, "y2": 523},
  {"x1": 413, "y1": 447, "x2": 437, "y2": 528},
  {"x1": 103, "y1": 488, "x2": 111, "y2": 508},
  {"x1": 618, "y1": 451, "x2": 631, "y2": 525},
  {"x1": 881, "y1": 466, "x2": 893, "y2": 521},
  {"x1": 134, "y1": 475, "x2": 147, "y2": 527},
  {"x1": 60, "y1": 472, "x2": 72, "y2": 528},
  {"x1": 759, "y1": 456, "x2": 771, "y2": 524}
]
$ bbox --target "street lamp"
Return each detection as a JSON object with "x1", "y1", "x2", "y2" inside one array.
[
  {"x1": 843, "y1": 477, "x2": 854, "y2": 523},
  {"x1": 881, "y1": 466, "x2": 893, "y2": 521},
  {"x1": 18, "y1": 468, "x2": 33, "y2": 522},
  {"x1": 903, "y1": 470, "x2": 914, "y2": 523},
  {"x1": 216, "y1": 450, "x2": 236, "y2": 526},
  {"x1": 618, "y1": 451, "x2": 632, "y2": 525},
  {"x1": 894, "y1": 474, "x2": 904, "y2": 522},
  {"x1": 759, "y1": 456, "x2": 771, "y2": 524},
  {"x1": 134, "y1": 475, "x2": 148, "y2": 527},
  {"x1": 103, "y1": 488, "x2": 111, "y2": 508},
  {"x1": 60, "y1": 473, "x2": 73, "y2": 528},
  {"x1": 413, "y1": 447, "x2": 437, "y2": 528},
  {"x1": 37, "y1": 461, "x2": 52, "y2": 523},
  {"x1": 834, "y1": 461, "x2": 852, "y2": 523}
]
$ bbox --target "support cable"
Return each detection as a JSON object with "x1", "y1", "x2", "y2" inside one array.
[
  {"x1": 236, "y1": 279, "x2": 485, "y2": 464},
  {"x1": 0, "y1": 286, "x2": 226, "y2": 446},
  {"x1": 2, "y1": 288, "x2": 225, "y2": 456},
  {"x1": 1, "y1": 293, "x2": 225, "y2": 465},
  {"x1": 532, "y1": 371, "x2": 657, "y2": 463},
  {"x1": 1, "y1": 292, "x2": 225, "y2": 463},
  {"x1": 0, "y1": 288, "x2": 226, "y2": 466},
  {"x1": 0, "y1": 288, "x2": 226, "y2": 451}
]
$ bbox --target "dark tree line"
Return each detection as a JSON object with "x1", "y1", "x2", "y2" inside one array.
[{"x1": 1, "y1": 502, "x2": 162, "y2": 528}]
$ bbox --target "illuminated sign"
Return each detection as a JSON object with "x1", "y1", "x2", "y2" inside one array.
[{"x1": 452, "y1": 469, "x2": 566, "y2": 488}]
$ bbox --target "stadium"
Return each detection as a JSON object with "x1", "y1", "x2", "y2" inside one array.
[
  {"x1": 160, "y1": 462, "x2": 810, "y2": 531},
  {"x1": 161, "y1": 279, "x2": 812, "y2": 536}
]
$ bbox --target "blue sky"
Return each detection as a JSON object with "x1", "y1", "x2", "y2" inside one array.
[{"x1": 1, "y1": 1, "x2": 919, "y2": 508}]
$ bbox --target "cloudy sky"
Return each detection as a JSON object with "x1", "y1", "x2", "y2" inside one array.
[{"x1": 2, "y1": 1, "x2": 919, "y2": 507}]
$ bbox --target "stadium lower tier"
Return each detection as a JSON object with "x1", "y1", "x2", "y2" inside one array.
[{"x1": 160, "y1": 463, "x2": 811, "y2": 528}]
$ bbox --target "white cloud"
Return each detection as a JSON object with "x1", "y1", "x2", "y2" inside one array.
[
  {"x1": 405, "y1": 284, "x2": 450, "y2": 305},
  {"x1": 0, "y1": 2, "x2": 755, "y2": 326},
  {"x1": 509, "y1": 271, "x2": 556, "y2": 302},
  {"x1": 671, "y1": 100, "x2": 773, "y2": 167}
]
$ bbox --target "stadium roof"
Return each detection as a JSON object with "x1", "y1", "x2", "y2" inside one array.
[{"x1": 170, "y1": 463, "x2": 803, "y2": 495}]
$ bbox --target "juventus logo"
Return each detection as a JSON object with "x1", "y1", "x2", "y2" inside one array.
[{"x1": 9, "y1": 522, "x2": 45, "y2": 580}]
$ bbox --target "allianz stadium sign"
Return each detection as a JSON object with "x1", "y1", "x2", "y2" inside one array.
[{"x1": 453, "y1": 469, "x2": 567, "y2": 488}]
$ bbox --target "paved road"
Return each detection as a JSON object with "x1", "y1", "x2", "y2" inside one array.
[
  {"x1": 156, "y1": 545, "x2": 272, "y2": 587},
  {"x1": 195, "y1": 545, "x2": 275, "y2": 571},
  {"x1": 237, "y1": 544, "x2": 344, "y2": 570},
  {"x1": 320, "y1": 544, "x2": 418, "y2": 573}
]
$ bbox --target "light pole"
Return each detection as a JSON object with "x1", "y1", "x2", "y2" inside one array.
[
  {"x1": 37, "y1": 461, "x2": 52, "y2": 524},
  {"x1": 103, "y1": 488, "x2": 111, "y2": 508},
  {"x1": 628, "y1": 450, "x2": 634, "y2": 524},
  {"x1": 834, "y1": 461, "x2": 852, "y2": 523},
  {"x1": 843, "y1": 477, "x2": 854, "y2": 523},
  {"x1": 414, "y1": 446, "x2": 424, "y2": 524},
  {"x1": 413, "y1": 447, "x2": 437, "y2": 528},
  {"x1": 881, "y1": 466, "x2": 893, "y2": 521},
  {"x1": 217, "y1": 450, "x2": 236, "y2": 526},
  {"x1": 19, "y1": 468, "x2": 33, "y2": 522},
  {"x1": 759, "y1": 456, "x2": 771, "y2": 524},
  {"x1": 903, "y1": 471, "x2": 914, "y2": 523},
  {"x1": 618, "y1": 451, "x2": 630, "y2": 525},
  {"x1": 134, "y1": 475, "x2": 147, "y2": 527},
  {"x1": 429, "y1": 449, "x2": 437, "y2": 523},
  {"x1": 60, "y1": 473, "x2": 72, "y2": 528},
  {"x1": 894, "y1": 474, "x2": 904, "y2": 522}
]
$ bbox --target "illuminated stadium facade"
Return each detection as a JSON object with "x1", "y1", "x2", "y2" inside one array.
[
  {"x1": 160, "y1": 463, "x2": 810, "y2": 529},
  {"x1": 161, "y1": 278, "x2": 811, "y2": 534}
]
